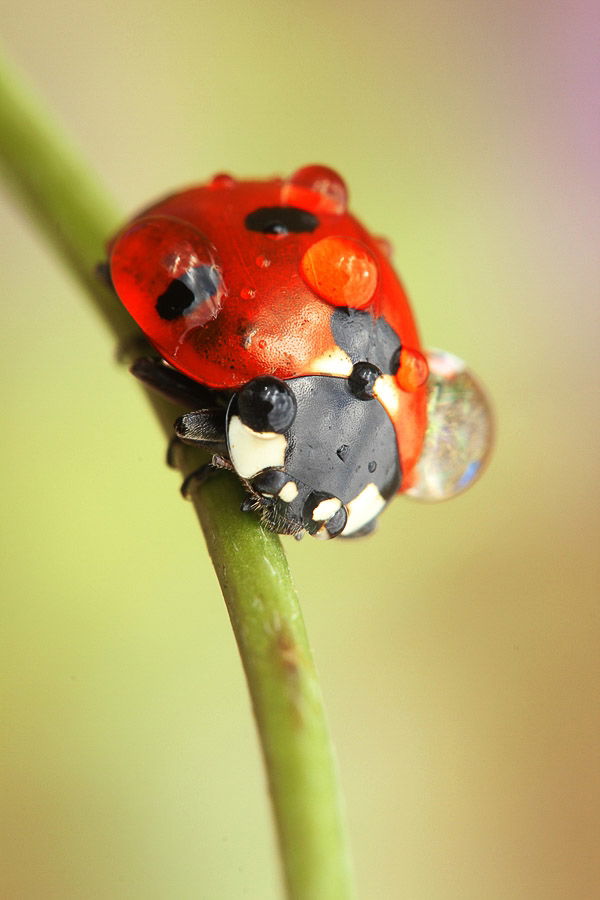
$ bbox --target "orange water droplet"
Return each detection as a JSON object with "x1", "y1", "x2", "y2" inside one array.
[
  {"x1": 255, "y1": 255, "x2": 271, "y2": 268},
  {"x1": 397, "y1": 348, "x2": 429, "y2": 392},
  {"x1": 240, "y1": 287, "x2": 256, "y2": 300},
  {"x1": 300, "y1": 237, "x2": 378, "y2": 309},
  {"x1": 209, "y1": 173, "x2": 236, "y2": 189}
]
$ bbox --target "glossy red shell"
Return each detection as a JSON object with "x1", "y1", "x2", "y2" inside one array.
[{"x1": 108, "y1": 167, "x2": 427, "y2": 489}]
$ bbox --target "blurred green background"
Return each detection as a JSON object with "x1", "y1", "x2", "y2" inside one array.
[{"x1": 1, "y1": 1, "x2": 598, "y2": 898}]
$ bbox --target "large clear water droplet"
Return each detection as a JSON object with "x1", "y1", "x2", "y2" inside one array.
[{"x1": 406, "y1": 350, "x2": 493, "y2": 501}]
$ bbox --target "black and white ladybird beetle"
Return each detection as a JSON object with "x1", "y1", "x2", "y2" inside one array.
[{"x1": 105, "y1": 165, "x2": 492, "y2": 539}]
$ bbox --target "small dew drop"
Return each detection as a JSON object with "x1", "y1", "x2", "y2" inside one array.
[
  {"x1": 258, "y1": 339, "x2": 267, "y2": 350},
  {"x1": 255, "y1": 255, "x2": 272, "y2": 268},
  {"x1": 240, "y1": 287, "x2": 256, "y2": 300},
  {"x1": 209, "y1": 173, "x2": 236, "y2": 189},
  {"x1": 397, "y1": 348, "x2": 429, "y2": 392}
]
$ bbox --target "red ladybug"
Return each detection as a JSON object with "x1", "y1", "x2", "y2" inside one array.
[{"x1": 106, "y1": 165, "x2": 492, "y2": 539}]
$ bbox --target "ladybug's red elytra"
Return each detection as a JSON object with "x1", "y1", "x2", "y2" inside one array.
[{"x1": 106, "y1": 165, "x2": 492, "y2": 539}]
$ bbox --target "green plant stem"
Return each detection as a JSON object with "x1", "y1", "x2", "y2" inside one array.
[{"x1": 0, "y1": 50, "x2": 355, "y2": 899}]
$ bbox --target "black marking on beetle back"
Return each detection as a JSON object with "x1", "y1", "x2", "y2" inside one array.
[
  {"x1": 331, "y1": 307, "x2": 401, "y2": 375},
  {"x1": 245, "y1": 206, "x2": 319, "y2": 235},
  {"x1": 156, "y1": 265, "x2": 220, "y2": 321}
]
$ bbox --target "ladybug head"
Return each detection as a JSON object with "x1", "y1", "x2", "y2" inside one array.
[{"x1": 223, "y1": 372, "x2": 401, "y2": 539}]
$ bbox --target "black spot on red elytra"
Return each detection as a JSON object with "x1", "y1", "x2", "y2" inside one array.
[
  {"x1": 156, "y1": 265, "x2": 220, "y2": 321},
  {"x1": 245, "y1": 206, "x2": 319, "y2": 235}
]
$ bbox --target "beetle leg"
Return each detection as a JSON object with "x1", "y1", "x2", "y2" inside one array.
[
  {"x1": 166, "y1": 435, "x2": 182, "y2": 468},
  {"x1": 179, "y1": 456, "x2": 231, "y2": 498},
  {"x1": 130, "y1": 356, "x2": 221, "y2": 409},
  {"x1": 180, "y1": 464, "x2": 215, "y2": 499},
  {"x1": 174, "y1": 410, "x2": 227, "y2": 452}
]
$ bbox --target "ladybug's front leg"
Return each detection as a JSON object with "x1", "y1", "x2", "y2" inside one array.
[
  {"x1": 174, "y1": 412, "x2": 232, "y2": 498},
  {"x1": 179, "y1": 454, "x2": 233, "y2": 499},
  {"x1": 131, "y1": 357, "x2": 222, "y2": 410}
]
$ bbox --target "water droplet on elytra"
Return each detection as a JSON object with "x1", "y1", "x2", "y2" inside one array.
[
  {"x1": 255, "y1": 255, "x2": 271, "y2": 268},
  {"x1": 209, "y1": 173, "x2": 236, "y2": 189},
  {"x1": 240, "y1": 287, "x2": 256, "y2": 300},
  {"x1": 397, "y1": 348, "x2": 429, "y2": 392}
]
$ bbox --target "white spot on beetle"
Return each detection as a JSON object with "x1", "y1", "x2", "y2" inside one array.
[
  {"x1": 312, "y1": 497, "x2": 342, "y2": 521},
  {"x1": 228, "y1": 415, "x2": 287, "y2": 479},
  {"x1": 373, "y1": 375, "x2": 400, "y2": 417},
  {"x1": 343, "y1": 483, "x2": 385, "y2": 535},
  {"x1": 307, "y1": 349, "x2": 353, "y2": 377},
  {"x1": 279, "y1": 481, "x2": 298, "y2": 503}
]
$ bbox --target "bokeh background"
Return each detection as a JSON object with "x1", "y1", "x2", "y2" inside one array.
[{"x1": 1, "y1": 1, "x2": 598, "y2": 898}]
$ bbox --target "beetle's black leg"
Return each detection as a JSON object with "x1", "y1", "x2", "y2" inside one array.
[
  {"x1": 240, "y1": 496, "x2": 258, "y2": 513},
  {"x1": 175, "y1": 410, "x2": 227, "y2": 452},
  {"x1": 180, "y1": 464, "x2": 214, "y2": 498},
  {"x1": 211, "y1": 454, "x2": 234, "y2": 471},
  {"x1": 180, "y1": 453, "x2": 233, "y2": 498},
  {"x1": 130, "y1": 357, "x2": 222, "y2": 409},
  {"x1": 166, "y1": 435, "x2": 182, "y2": 468}
]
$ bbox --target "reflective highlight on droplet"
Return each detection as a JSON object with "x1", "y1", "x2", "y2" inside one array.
[
  {"x1": 300, "y1": 237, "x2": 378, "y2": 309},
  {"x1": 282, "y1": 165, "x2": 348, "y2": 214},
  {"x1": 406, "y1": 349, "x2": 493, "y2": 501}
]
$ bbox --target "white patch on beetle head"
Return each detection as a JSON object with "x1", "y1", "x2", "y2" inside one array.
[
  {"x1": 307, "y1": 349, "x2": 353, "y2": 378},
  {"x1": 312, "y1": 496, "x2": 342, "y2": 522},
  {"x1": 279, "y1": 481, "x2": 298, "y2": 503},
  {"x1": 228, "y1": 415, "x2": 287, "y2": 479},
  {"x1": 373, "y1": 375, "x2": 400, "y2": 417},
  {"x1": 342, "y1": 483, "x2": 385, "y2": 535}
]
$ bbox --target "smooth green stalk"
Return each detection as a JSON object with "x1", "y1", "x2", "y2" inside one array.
[{"x1": 0, "y1": 51, "x2": 355, "y2": 899}]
